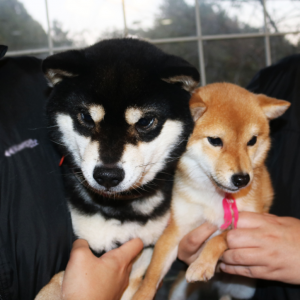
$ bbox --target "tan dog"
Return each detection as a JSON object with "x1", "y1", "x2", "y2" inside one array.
[{"x1": 132, "y1": 83, "x2": 290, "y2": 300}]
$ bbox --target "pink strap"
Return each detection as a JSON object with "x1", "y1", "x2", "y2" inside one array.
[{"x1": 220, "y1": 194, "x2": 238, "y2": 230}]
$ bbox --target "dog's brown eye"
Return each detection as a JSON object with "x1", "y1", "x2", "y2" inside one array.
[
  {"x1": 136, "y1": 117, "x2": 155, "y2": 130},
  {"x1": 208, "y1": 137, "x2": 223, "y2": 147},
  {"x1": 80, "y1": 112, "x2": 95, "y2": 128},
  {"x1": 247, "y1": 136, "x2": 257, "y2": 146}
]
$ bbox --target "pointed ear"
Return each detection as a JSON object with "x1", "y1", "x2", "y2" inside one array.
[
  {"x1": 42, "y1": 50, "x2": 84, "y2": 86},
  {"x1": 160, "y1": 55, "x2": 200, "y2": 92},
  {"x1": 189, "y1": 90, "x2": 207, "y2": 121},
  {"x1": 257, "y1": 94, "x2": 291, "y2": 120}
]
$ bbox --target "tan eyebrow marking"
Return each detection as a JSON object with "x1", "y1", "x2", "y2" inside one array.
[
  {"x1": 89, "y1": 105, "x2": 105, "y2": 122},
  {"x1": 125, "y1": 107, "x2": 143, "y2": 125}
]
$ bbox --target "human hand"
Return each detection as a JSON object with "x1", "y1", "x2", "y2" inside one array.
[
  {"x1": 62, "y1": 238, "x2": 144, "y2": 300},
  {"x1": 177, "y1": 222, "x2": 218, "y2": 265},
  {"x1": 220, "y1": 212, "x2": 300, "y2": 284}
]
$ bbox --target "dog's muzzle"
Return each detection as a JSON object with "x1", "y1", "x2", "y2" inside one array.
[{"x1": 93, "y1": 166, "x2": 125, "y2": 189}]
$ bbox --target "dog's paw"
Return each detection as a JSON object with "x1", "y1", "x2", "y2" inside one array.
[{"x1": 185, "y1": 261, "x2": 215, "y2": 282}]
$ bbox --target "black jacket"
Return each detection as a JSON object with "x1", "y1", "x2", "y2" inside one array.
[
  {"x1": 248, "y1": 55, "x2": 300, "y2": 300},
  {"x1": 0, "y1": 55, "x2": 73, "y2": 300}
]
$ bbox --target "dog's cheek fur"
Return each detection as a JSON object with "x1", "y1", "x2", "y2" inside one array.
[
  {"x1": 81, "y1": 141, "x2": 101, "y2": 188},
  {"x1": 119, "y1": 120, "x2": 184, "y2": 191},
  {"x1": 251, "y1": 133, "x2": 271, "y2": 168},
  {"x1": 56, "y1": 113, "x2": 107, "y2": 189},
  {"x1": 186, "y1": 139, "x2": 218, "y2": 182},
  {"x1": 56, "y1": 113, "x2": 90, "y2": 167}
]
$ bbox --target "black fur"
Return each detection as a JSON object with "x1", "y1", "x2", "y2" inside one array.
[{"x1": 43, "y1": 38, "x2": 199, "y2": 251}]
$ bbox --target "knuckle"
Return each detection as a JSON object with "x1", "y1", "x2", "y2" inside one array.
[
  {"x1": 186, "y1": 234, "x2": 201, "y2": 249},
  {"x1": 232, "y1": 251, "x2": 242, "y2": 264},
  {"x1": 263, "y1": 232, "x2": 278, "y2": 243},
  {"x1": 226, "y1": 231, "x2": 235, "y2": 246},
  {"x1": 243, "y1": 266, "x2": 254, "y2": 278}
]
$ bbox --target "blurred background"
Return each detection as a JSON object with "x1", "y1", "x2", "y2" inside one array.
[{"x1": 1, "y1": 0, "x2": 300, "y2": 86}]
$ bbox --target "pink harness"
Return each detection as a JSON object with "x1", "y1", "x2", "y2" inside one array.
[{"x1": 220, "y1": 193, "x2": 239, "y2": 230}]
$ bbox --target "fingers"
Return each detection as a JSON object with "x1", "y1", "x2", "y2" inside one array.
[
  {"x1": 68, "y1": 239, "x2": 94, "y2": 263},
  {"x1": 178, "y1": 222, "x2": 217, "y2": 263},
  {"x1": 118, "y1": 238, "x2": 144, "y2": 264},
  {"x1": 236, "y1": 212, "x2": 279, "y2": 229},
  {"x1": 72, "y1": 239, "x2": 89, "y2": 250},
  {"x1": 104, "y1": 238, "x2": 144, "y2": 266},
  {"x1": 226, "y1": 228, "x2": 261, "y2": 248},
  {"x1": 219, "y1": 263, "x2": 265, "y2": 279},
  {"x1": 221, "y1": 248, "x2": 266, "y2": 266}
]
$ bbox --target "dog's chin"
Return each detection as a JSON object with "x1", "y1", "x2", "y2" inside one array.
[
  {"x1": 83, "y1": 181, "x2": 152, "y2": 200},
  {"x1": 211, "y1": 177, "x2": 241, "y2": 194},
  {"x1": 88, "y1": 184, "x2": 143, "y2": 200}
]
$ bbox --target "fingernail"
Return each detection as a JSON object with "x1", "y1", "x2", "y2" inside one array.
[{"x1": 220, "y1": 263, "x2": 226, "y2": 270}]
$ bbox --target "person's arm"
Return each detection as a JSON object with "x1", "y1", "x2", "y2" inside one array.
[
  {"x1": 62, "y1": 238, "x2": 144, "y2": 300},
  {"x1": 178, "y1": 212, "x2": 300, "y2": 285}
]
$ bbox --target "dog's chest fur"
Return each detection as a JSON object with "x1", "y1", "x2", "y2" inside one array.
[
  {"x1": 172, "y1": 154, "x2": 257, "y2": 236},
  {"x1": 70, "y1": 203, "x2": 170, "y2": 253}
]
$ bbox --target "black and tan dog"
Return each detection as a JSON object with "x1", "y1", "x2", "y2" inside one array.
[{"x1": 35, "y1": 38, "x2": 199, "y2": 299}]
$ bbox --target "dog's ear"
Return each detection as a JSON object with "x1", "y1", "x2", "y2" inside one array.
[
  {"x1": 0, "y1": 45, "x2": 8, "y2": 59},
  {"x1": 257, "y1": 94, "x2": 291, "y2": 120},
  {"x1": 189, "y1": 90, "x2": 207, "y2": 121},
  {"x1": 42, "y1": 50, "x2": 84, "y2": 86},
  {"x1": 160, "y1": 56, "x2": 200, "y2": 92}
]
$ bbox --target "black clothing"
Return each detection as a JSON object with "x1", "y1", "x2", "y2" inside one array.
[
  {"x1": 247, "y1": 55, "x2": 300, "y2": 300},
  {"x1": 0, "y1": 56, "x2": 73, "y2": 300}
]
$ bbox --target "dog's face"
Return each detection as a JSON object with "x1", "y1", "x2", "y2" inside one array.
[
  {"x1": 43, "y1": 39, "x2": 199, "y2": 198},
  {"x1": 187, "y1": 83, "x2": 290, "y2": 193}
]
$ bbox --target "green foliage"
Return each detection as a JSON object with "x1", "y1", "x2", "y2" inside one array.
[
  {"x1": 0, "y1": 0, "x2": 72, "y2": 51},
  {"x1": 125, "y1": 0, "x2": 299, "y2": 87},
  {"x1": 0, "y1": 0, "x2": 48, "y2": 51}
]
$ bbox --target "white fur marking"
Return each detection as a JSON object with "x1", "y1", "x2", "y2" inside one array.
[
  {"x1": 56, "y1": 114, "x2": 100, "y2": 184},
  {"x1": 131, "y1": 191, "x2": 164, "y2": 215}
]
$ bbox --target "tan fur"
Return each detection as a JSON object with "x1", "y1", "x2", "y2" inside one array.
[
  {"x1": 132, "y1": 216, "x2": 180, "y2": 300},
  {"x1": 133, "y1": 83, "x2": 290, "y2": 300},
  {"x1": 186, "y1": 231, "x2": 228, "y2": 282},
  {"x1": 35, "y1": 271, "x2": 64, "y2": 300}
]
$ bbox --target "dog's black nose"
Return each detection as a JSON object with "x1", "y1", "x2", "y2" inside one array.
[
  {"x1": 93, "y1": 167, "x2": 125, "y2": 189},
  {"x1": 231, "y1": 173, "x2": 250, "y2": 188}
]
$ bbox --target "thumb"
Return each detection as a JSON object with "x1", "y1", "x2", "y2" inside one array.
[
  {"x1": 72, "y1": 239, "x2": 90, "y2": 250},
  {"x1": 106, "y1": 238, "x2": 144, "y2": 265}
]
